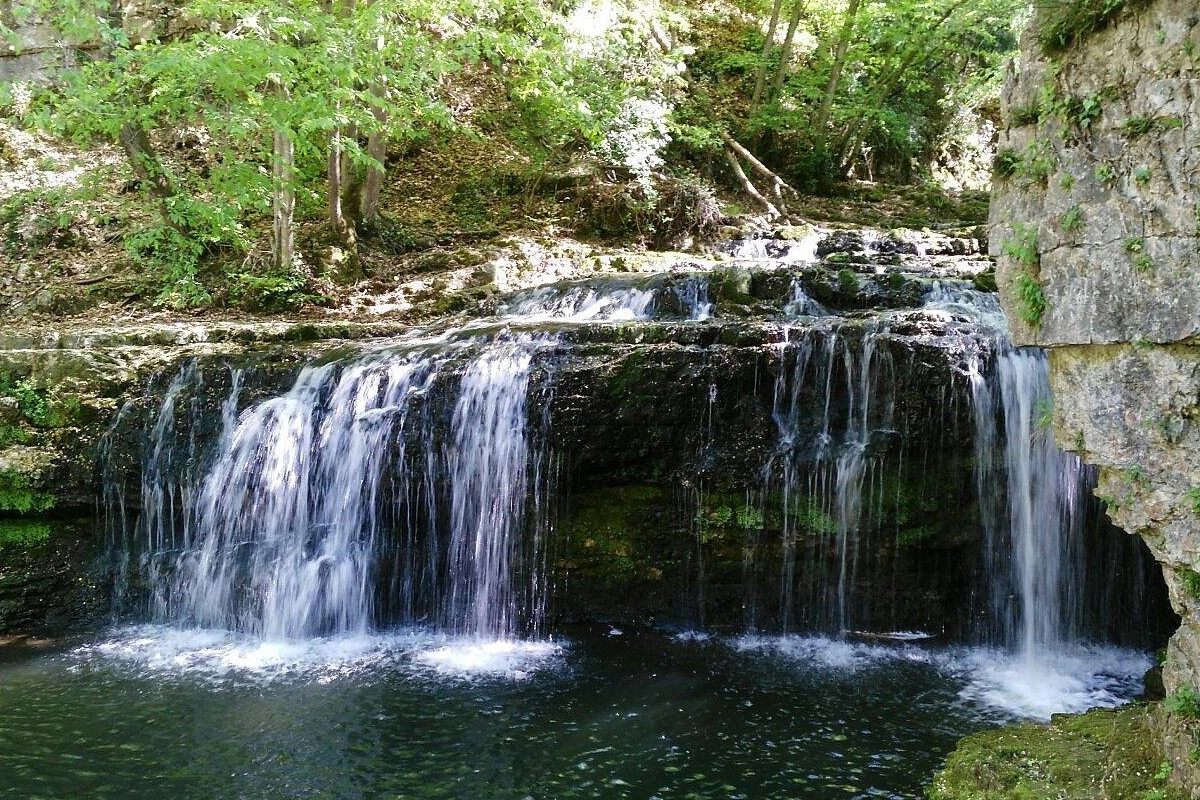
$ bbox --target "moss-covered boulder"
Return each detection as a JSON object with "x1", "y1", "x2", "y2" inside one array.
[{"x1": 928, "y1": 706, "x2": 1184, "y2": 800}]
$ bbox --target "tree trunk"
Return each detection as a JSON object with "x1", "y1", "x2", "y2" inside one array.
[
  {"x1": 272, "y1": 127, "x2": 295, "y2": 271},
  {"x1": 328, "y1": 127, "x2": 349, "y2": 237},
  {"x1": 359, "y1": 129, "x2": 387, "y2": 224},
  {"x1": 724, "y1": 146, "x2": 780, "y2": 219},
  {"x1": 767, "y1": 0, "x2": 807, "y2": 102},
  {"x1": 358, "y1": 50, "x2": 389, "y2": 226},
  {"x1": 119, "y1": 124, "x2": 175, "y2": 201},
  {"x1": 749, "y1": 0, "x2": 785, "y2": 113},
  {"x1": 815, "y1": 0, "x2": 861, "y2": 133}
]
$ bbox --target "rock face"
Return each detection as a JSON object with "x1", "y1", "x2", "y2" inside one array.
[{"x1": 990, "y1": 1, "x2": 1200, "y2": 789}]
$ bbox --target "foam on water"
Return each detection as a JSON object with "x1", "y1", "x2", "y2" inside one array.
[
  {"x1": 732, "y1": 634, "x2": 935, "y2": 671},
  {"x1": 69, "y1": 625, "x2": 564, "y2": 685},
  {"x1": 413, "y1": 638, "x2": 564, "y2": 679},
  {"x1": 955, "y1": 645, "x2": 1151, "y2": 721},
  {"x1": 728, "y1": 634, "x2": 1150, "y2": 721}
]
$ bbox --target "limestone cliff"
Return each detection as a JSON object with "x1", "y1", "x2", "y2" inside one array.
[{"x1": 991, "y1": 0, "x2": 1200, "y2": 788}]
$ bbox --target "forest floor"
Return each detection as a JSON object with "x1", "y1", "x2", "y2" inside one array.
[{"x1": 0, "y1": 119, "x2": 989, "y2": 332}]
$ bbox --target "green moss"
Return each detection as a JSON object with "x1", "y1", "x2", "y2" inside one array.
[
  {"x1": 972, "y1": 271, "x2": 998, "y2": 293},
  {"x1": 789, "y1": 496, "x2": 838, "y2": 536},
  {"x1": 0, "y1": 375, "x2": 81, "y2": 429},
  {"x1": 0, "y1": 519, "x2": 53, "y2": 548},
  {"x1": 695, "y1": 496, "x2": 765, "y2": 543},
  {"x1": 561, "y1": 486, "x2": 669, "y2": 586},
  {"x1": 928, "y1": 706, "x2": 1184, "y2": 799},
  {"x1": 0, "y1": 470, "x2": 56, "y2": 514},
  {"x1": 1179, "y1": 569, "x2": 1200, "y2": 602},
  {"x1": 837, "y1": 268, "x2": 860, "y2": 295},
  {"x1": 897, "y1": 525, "x2": 938, "y2": 546}
]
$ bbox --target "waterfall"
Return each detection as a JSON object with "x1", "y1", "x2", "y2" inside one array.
[
  {"x1": 766, "y1": 325, "x2": 897, "y2": 633},
  {"x1": 108, "y1": 337, "x2": 553, "y2": 641},
  {"x1": 924, "y1": 281, "x2": 1094, "y2": 654},
  {"x1": 973, "y1": 348, "x2": 1091, "y2": 654}
]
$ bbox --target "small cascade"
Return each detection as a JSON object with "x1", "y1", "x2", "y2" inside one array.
[
  {"x1": 670, "y1": 276, "x2": 713, "y2": 321},
  {"x1": 765, "y1": 325, "x2": 898, "y2": 633},
  {"x1": 498, "y1": 283, "x2": 657, "y2": 321},
  {"x1": 496, "y1": 274, "x2": 714, "y2": 322},
  {"x1": 107, "y1": 336, "x2": 554, "y2": 641},
  {"x1": 725, "y1": 232, "x2": 821, "y2": 263},
  {"x1": 445, "y1": 344, "x2": 539, "y2": 637},
  {"x1": 782, "y1": 279, "x2": 829, "y2": 318}
]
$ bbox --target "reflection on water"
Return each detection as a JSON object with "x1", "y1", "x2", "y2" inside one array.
[{"x1": 0, "y1": 625, "x2": 1152, "y2": 799}]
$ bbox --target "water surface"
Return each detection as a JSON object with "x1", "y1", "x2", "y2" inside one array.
[{"x1": 0, "y1": 625, "x2": 1150, "y2": 799}]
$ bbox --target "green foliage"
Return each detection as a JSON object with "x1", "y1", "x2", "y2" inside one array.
[
  {"x1": 227, "y1": 267, "x2": 315, "y2": 313},
  {"x1": 1002, "y1": 223, "x2": 1040, "y2": 268},
  {"x1": 1124, "y1": 463, "x2": 1149, "y2": 488},
  {"x1": 1123, "y1": 115, "x2": 1181, "y2": 138},
  {"x1": 1165, "y1": 686, "x2": 1200, "y2": 718},
  {"x1": 0, "y1": 186, "x2": 81, "y2": 256},
  {"x1": 0, "y1": 520, "x2": 52, "y2": 548},
  {"x1": 1125, "y1": 237, "x2": 1152, "y2": 273},
  {"x1": 1034, "y1": 397, "x2": 1054, "y2": 430},
  {"x1": 28, "y1": 0, "x2": 682, "y2": 295},
  {"x1": 0, "y1": 376, "x2": 78, "y2": 429},
  {"x1": 993, "y1": 148, "x2": 1021, "y2": 178},
  {"x1": 1009, "y1": 103, "x2": 1041, "y2": 126},
  {"x1": 1185, "y1": 486, "x2": 1200, "y2": 515},
  {"x1": 1060, "y1": 204, "x2": 1083, "y2": 234},
  {"x1": 1013, "y1": 270, "x2": 1047, "y2": 330},
  {"x1": 1016, "y1": 139, "x2": 1057, "y2": 184},
  {"x1": 0, "y1": 470, "x2": 56, "y2": 514},
  {"x1": 1037, "y1": 0, "x2": 1153, "y2": 56},
  {"x1": 1179, "y1": 568, "x2": 1200, "y2": 601},
  {"x1": 1095, "y1": 163, "x2": 1118, "y2": 185},
  {"x1": 1134, "y1": 166, "x2": 1152, "y2": 184},
  {"x1": 1003, "y1": 224, "x2": 1046, "y2": 329}
]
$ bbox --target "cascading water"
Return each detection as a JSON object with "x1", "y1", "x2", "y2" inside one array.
[
  {"x1": 107, "y1": 337, "x2": 555, "y2": 642},
  {"x1": 764, "y1": 324, "x2": 902, "y2": 634},
  {"x1": 95, "y1": 257, "x2": 1170, "y2": 719},
  {"x1": 104, "y1": 271, "x2": 723, "y2": 645}
]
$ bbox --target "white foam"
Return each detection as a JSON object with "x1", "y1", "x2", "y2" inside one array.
[
  {"x1": 413, "y1": 638, "x2": 563, "y2": 679},
  {"x1": 69, "y1": 625, "x2": 563, "y2": 685},
  {"x1": 731, "y1": 634, "x2": 934, "y2": 671},
  {"x1": 728, "y1": 634, "x2": 1151, "y2": 721},
  {"x1": 955, "y1": 645, "x2": 1151, "y2": 721}
]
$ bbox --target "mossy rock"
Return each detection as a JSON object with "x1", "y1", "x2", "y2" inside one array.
[
  {"x1": 928, "y1": 705, "x2": 1184, "y2": 800},
  {"x1": 0, "y1": 469, "x2": 55, "y2": 514}
]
